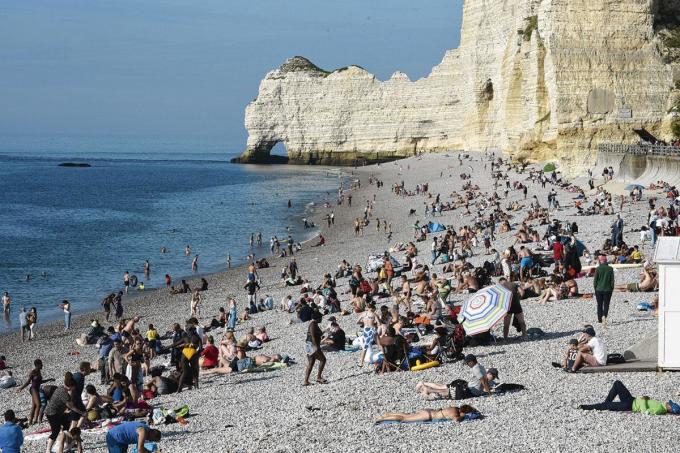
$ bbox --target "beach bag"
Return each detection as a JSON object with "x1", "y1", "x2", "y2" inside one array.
[
  {"x1": 606, "y1": 353, "x2": 626, "y2": 365},
  {"x1": 447, "y1": 379, "x2": 470, "y2": 400}
]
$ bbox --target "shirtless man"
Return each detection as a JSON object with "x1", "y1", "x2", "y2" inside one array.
[
  {"x1": 123, "y1": 272, "x2": 130, "y2": 294},
  {"x1": 453, "y1": 272, "x2": 479, "y2": 294},
  {"x1": 400, "y1": 275, "x2": 412, "y2": 311},
  {"x1": 615, "y1": 267, "x2": 658, "y2": 292},
  {"x1": 2, "y1": 292, "x2": 10, "y2": 313},
  {"x1": 192, "y1": 255, "x2": 199, "y2": 272}
]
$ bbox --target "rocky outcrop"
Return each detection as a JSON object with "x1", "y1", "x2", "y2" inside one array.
[{"x1": 236, "y1": 0, "x2": 680, "y2": 173}]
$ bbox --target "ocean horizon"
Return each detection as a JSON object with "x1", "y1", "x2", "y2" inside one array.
[{"x1": 0, "y1": 135, "x2": 345, "y2": 333}]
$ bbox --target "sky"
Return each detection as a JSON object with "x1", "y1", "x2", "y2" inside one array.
[{"x1": 0, "y1": 0, "x2": 463, "y2": 151}]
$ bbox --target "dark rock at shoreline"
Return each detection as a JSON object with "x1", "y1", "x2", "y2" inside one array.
[{"x1": 58, "y1": 162, "x2": 92, "y2": 168}]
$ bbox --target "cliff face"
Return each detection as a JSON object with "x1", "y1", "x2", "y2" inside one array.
[{"x1": 236, "y1": 0, "x2": 680, "y2": 172}]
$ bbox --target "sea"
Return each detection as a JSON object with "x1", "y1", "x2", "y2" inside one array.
[{"x1": 0, "y1": 136, "x2": 345, "y2": 333}]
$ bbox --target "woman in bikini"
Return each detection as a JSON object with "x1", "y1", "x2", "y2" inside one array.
[{"x1": 376, "y1": 405, "x2": 477, "y2": 423}]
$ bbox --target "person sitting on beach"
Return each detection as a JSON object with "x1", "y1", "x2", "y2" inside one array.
[
  {"x1": 83, "y1": 384, "x2": 112, "y2": 422},
  {"x1": 146, "y1": 369, "x2": 179, "y2": 396},
  {"x1": 199, "y1": 336, "x2": 219, "y2": 369},
  {"x1": 579, "y1": 380, "x2": 680, "y2": 415},
  {"x1": 50, "y1": 427, "x2": 83, "y2": 453},
  {"x1": 255, "y1": 326, "x2": 269, "y2": 343},
  {"x1": 571, "y1": 327, "x2": 606, "y2": 371},
  {"x1": 614, "y1": 266, "x2": 658, "y2": 293},
  {"x1": 375, "y1": 405, "x2": 479, "y2": 424},
  {"x1": 199, "y1": 278, "x2": 209, "y2": 291},
  {"x1": 415, "y1": 354, "x2": 493, "y2": 400},
  {"x1": 320, "y1": 322, "x2": 346, "y2": 351},
  {"x1": 218, "y1": 331, "x2": 237, "y2": 367}
]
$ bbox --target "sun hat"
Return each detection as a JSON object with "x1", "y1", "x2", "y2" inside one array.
[
  {"x1": 487, "y1": 368, "x2": 499, "y2": 379},
  {"x1": 464, "y1": 354, "x2": 477, "y2": 363}
]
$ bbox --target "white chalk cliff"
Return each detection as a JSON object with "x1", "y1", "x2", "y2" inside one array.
[{"x1": 236, "y1": 0, "x2": 680, "y2": 172}]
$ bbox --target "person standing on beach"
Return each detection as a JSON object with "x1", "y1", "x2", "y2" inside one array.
[
  {"x1": 123, "y1": 271, "x2": 130, "y2": 294},
  {"x1": 288, "y1": 259, "x2": 298, "y2": 280},
  {"x1": 59, "y1": 300, "x2": 72, "y2": 330},
  {"x1": 16, "y1": 358, "x2": 53, "y2": 425},
  {"x1": 27, "y1": 307, "x2": 37, "y2": 340},
  {"x1": 44, "y1": 373, "x2": 85, "y2": 453},
  {"x1": 303, "y1": 318, "x2": 327, "y2": 386},
  {"x1": 190, "y1": 289, "x2": 201, "y2": 317},
  {"x1": 227, "y1": 296, "x2": 237, "y2": 331},
  {"x1": 18, "y1": 307, "x2": 28, "y2": 342},
  {"x1": 594, "y1": 254, "x2": 615, "y2": 325},
  {"x1": 113, "y1": 292, "x2": 124, "y2": 320},
  {"x1": 101, "y1": 294, "x2": 113, "y2": 322},
  {"x1": 2, "y1": 292, "x2": 10, "y2": 313}
]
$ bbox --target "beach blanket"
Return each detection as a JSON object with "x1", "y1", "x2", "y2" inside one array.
[{"x1": 375, "y1": 412, "x2": 483, "y2": 426}]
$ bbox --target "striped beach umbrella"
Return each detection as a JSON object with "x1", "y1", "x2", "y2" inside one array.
[{"x1": 459, "y1": 284, "x2": 512, "y2": 335}]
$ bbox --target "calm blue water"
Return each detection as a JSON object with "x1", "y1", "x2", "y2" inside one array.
[{"x1": 0, "y1": 137, "x2": 343, "y2": 332}]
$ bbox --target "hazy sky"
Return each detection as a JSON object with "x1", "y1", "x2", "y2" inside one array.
[{"x1": 0, "y1": 0, "x2": 463, "y2": 151}]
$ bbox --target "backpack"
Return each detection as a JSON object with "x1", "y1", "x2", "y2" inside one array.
[{"x1": 447, "y1": 379, "x2": 471, "y2": 400}]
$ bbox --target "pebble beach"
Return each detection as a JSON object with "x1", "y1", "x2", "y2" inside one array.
[{"x1": 2, "y1": 152, "x2": 679, "y2": 452}]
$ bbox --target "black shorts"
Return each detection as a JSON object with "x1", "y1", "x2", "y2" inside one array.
[
  {"x1": 47, "y1": 413, "x2": 69, "y2": 440},
  {"x1": 508, "y1": 299, "x2": 523, "y2": 315}
]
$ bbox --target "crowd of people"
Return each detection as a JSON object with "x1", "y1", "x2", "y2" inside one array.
[{"x1": 2, "y1": 151, "x2": 678, "y2": 452}]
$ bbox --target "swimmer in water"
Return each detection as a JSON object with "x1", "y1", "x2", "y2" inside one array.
[
  {"x1": 192, "y1": 255, "x2": 199, "y2": 272},
  {"x1": 185, "y1": 245, "x2": 191, "y2": 256}
]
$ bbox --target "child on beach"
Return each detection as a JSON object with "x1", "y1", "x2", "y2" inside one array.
[{"x1": 146, "y1": 324, "x2": 159, "y2": 356}]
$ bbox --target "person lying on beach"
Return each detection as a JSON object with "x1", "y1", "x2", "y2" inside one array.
[
  {"x1": 614, "y1": 267, "x2": 658, "y2": 293},
  {"x1": 579, "y1": 380, "x2": 680, "y2": 415},
  {"x1": 202, "y1": 341, "x2": 286, "y2": 375},
  {"x1": 375, "y1": 404, "x2": 478, "y2": 424}
]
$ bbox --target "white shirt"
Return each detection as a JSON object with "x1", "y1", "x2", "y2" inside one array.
[{"x1": 588, "y1": 337, "x2": 607, "y2": 365}]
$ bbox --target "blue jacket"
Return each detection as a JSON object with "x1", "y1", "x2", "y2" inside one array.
[{"x1": 0, "y1": 422, "x2": 23, "y2": 453}]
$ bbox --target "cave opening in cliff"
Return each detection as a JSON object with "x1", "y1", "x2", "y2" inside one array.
[
  {"x1": 270, "y1": 141, "x2": 287, "y2": 157},
  {"x1": 265, "y1": 141, "x2": 290, "y2": 164}
]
